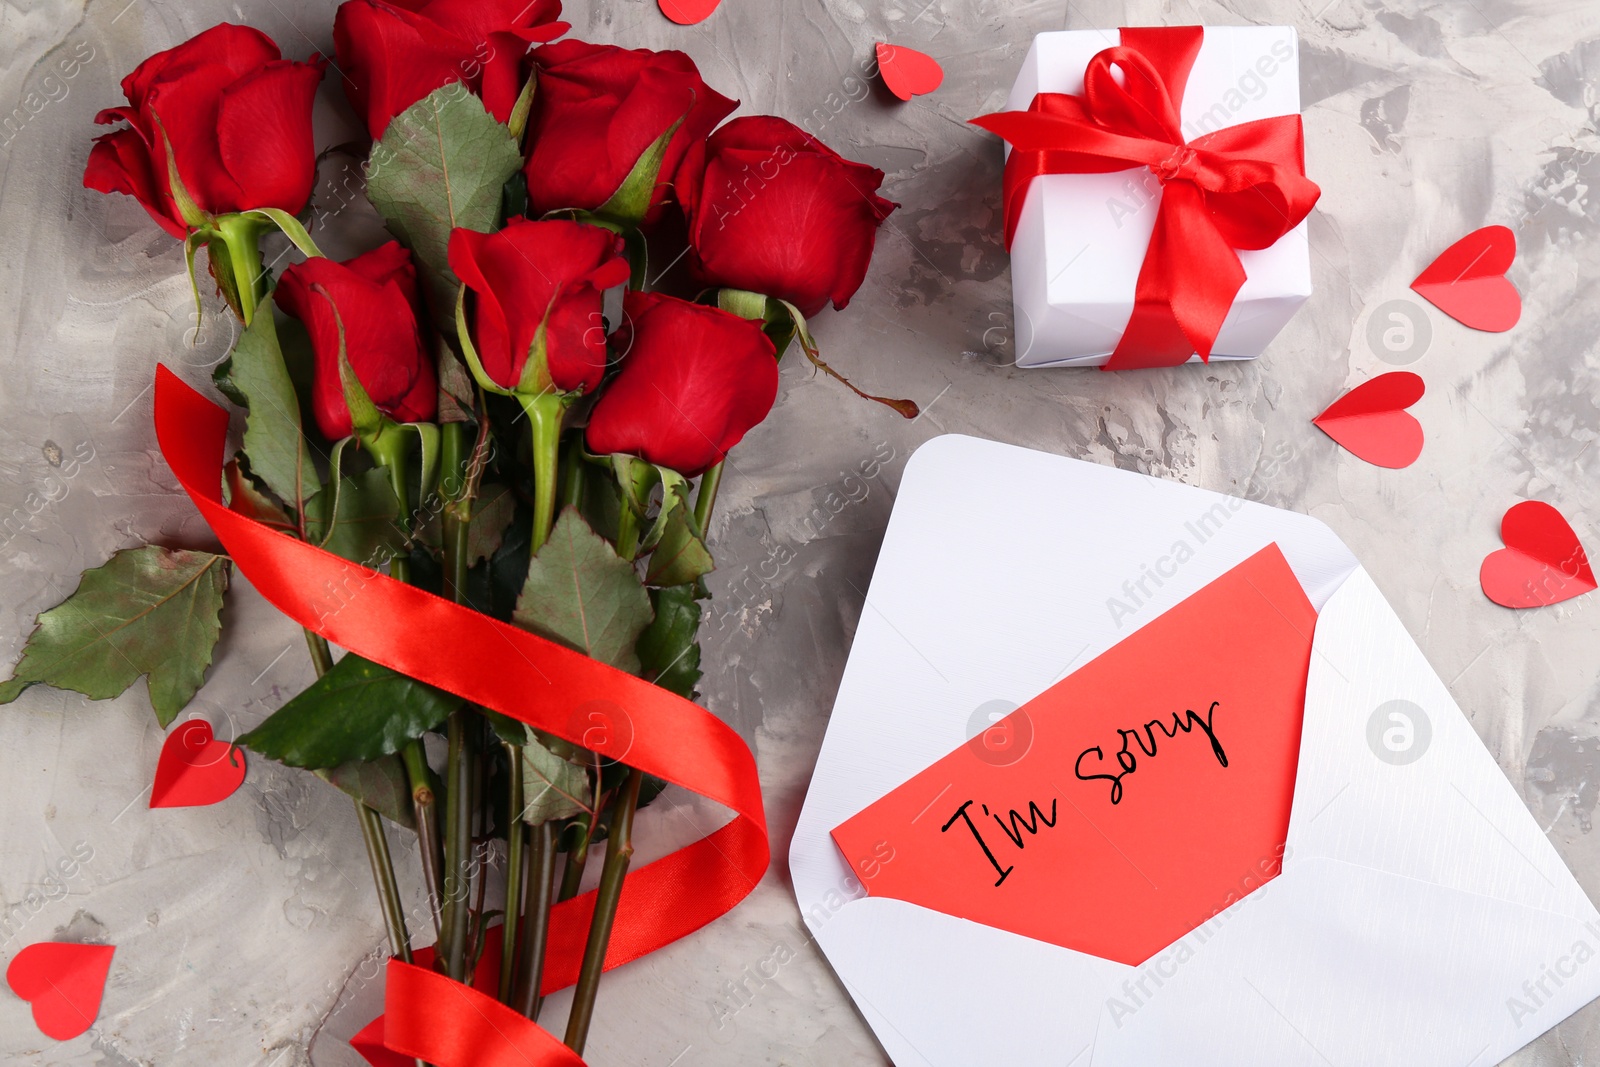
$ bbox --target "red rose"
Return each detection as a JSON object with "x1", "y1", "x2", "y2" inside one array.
[
  {"x1": 84, "y1": 24, "x2": 325, "y2": 239},
  {"x1": 448, "y1": 219, "x2": 630, "y2": 395},
  {"x1": 275, "y1": 242, "x2": 438, "y2": 439},
  {"x1": 676, "y1": 116, "x2": 897, "y2": 318},
  {"x1": 334, "y1": 0, "x2": 567, "y2": 140},
  {"x1": 523, "y1": 41, "x2": 736, "y2": 221},
  {"x1": 586, "y1": 291, "x2": 778, "y2": 476}
]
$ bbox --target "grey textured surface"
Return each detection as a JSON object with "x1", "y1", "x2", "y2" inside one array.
[{"x1": 2, "y1": 0, "x2": 1599, "y2": 1064}]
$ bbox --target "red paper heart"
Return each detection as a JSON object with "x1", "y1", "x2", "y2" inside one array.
[
  {"x1": 1410, "y1": 225, "x2": 1520, "y2": 332},
  {"x1": 6, "y1": 942, "x2": 114, "y2": 1040},
  {"x1": 149, "y1": 719, "x2": 246, "y2": 808},
  {"x1": 876, "y1": 43, "x2": 944, "y2": 100},
  {"x1": 657, "y1": 0, "x2": 719, "y2": 25},
  {"x1": 1311, "y1": 371, "x2": 1426, "y2": 468},
  {"x1": 1480, "y1": 501, "x2": 1596, "y2": 608}
]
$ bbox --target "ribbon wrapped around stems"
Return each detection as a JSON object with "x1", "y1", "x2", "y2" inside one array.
[
  {"x1": 152, "y1": 367, "x2": 769, "y2": 1066},
  {"x1": 971, "y1": 26, "x2": 1321, "y2": 370}
]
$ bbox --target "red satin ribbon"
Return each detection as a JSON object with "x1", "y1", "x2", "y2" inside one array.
[
  {"x1": 971, "y1": 26, "x2": 1321, "y2": 370},
  {"x1": 151, "y1": 366, "x2": 769, "y2": 1065}
]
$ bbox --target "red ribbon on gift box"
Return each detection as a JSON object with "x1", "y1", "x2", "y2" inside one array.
[
  {"x1": 152, "y1": 367, "x2": 769, "y2": 1066},
  {"x1": 972, "y1": 26, "x2": 1321, "y2": 370}
]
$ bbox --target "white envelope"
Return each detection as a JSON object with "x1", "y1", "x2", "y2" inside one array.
[{"x1": 791, "y1": 435, "x2": 1600, "y2": 1067}]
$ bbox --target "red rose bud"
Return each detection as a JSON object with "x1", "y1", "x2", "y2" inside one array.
[
  {"x1": 677, "y1": 115, "x2": 897, "y2": 318},
  {"x1": 523, "y1": 41, "x2": 736, "y2": 222},
  {"x1": 586, "y1": 290, "x2": 778, "y2": 477},
  {"x1": 275, "y1": 242, "x2": 438, "y2": 440},
  {"x1": 84, "y1": 24, "x2": 326, "y2": 238},
  {"x1": 334, "y1": 0, "x2": 567, "y2": 140},
  {"x1": 448, "y1": 219, "x2": 630, "y2": 395}
]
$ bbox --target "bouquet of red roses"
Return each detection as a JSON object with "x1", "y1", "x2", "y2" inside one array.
[{"x1": 3, "y1": 6, "x2": 909, "y2": 1062}]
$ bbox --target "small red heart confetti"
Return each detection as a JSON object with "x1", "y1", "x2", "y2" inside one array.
[
  {"x1": 150, "y1": 719, "x2": 246, "y2": 808},
  {"x1": 1411, "y1": 225, "x2": 1520, "y2": 332},
  {"x1": 1480, "y1": 501, "x2": 1596, "y2": 608},
  {"x1": 658, "y1": 0, "x2": 719, "y2": 25},
  {"x1": 1311, "y1": 371, "x2": 1426, "y2": 468},
  {"x1": 877, "y1": 43, "x2": 944, "y2": 100},
  {"x1": 6, "y1": 942, "x2": 115, "y2": 1041}
]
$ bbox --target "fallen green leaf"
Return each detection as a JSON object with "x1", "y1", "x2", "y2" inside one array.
[{"x1": 0, "y1": 546, "x2": 229, "y2": 726}]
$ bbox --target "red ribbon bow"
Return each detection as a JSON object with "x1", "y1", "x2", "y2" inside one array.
[
  {"x1": 151, "y1": 367, "x2": 769, "y2": 1066},
  {"x1": 971, "y1": 26, "x2": 1321, "y2": 370}
]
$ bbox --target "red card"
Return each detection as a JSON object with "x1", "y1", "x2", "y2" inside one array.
[{"x1": 831, "y1": 545, "x2": 1315, "y2": 966}]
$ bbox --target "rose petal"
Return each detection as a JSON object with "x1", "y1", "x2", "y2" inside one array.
[
  {"x1": 448, "y1": 219, "x2": 628, "y2": 392},
  {"x1": 276, "y1": 247, "x2": 435, "y2": 439},
  {"x1": 335, "y1": 0, "x2": 467, "y2": 139},
  {"x1": 477, "y1": 31, "x2": 530, "y2": 126},
  {"x1": 84, "y1": 128, "x2": 186, "y2": 238},
  {"x1": 216, "y1": 57, "x2": 326, "y2": 215},
  {"x1": 122, "y1": 23, "x2": 281, "y2": 110},
  {"x1": 587, "y1": 290, "x2": 778, "y2": 476},
  {"x1": 682, "y1": 116, "x2": 895, "y2": 316}
]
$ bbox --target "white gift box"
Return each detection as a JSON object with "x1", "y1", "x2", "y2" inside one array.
[{"x1": 1004, "y1": 26, "x2": 1313, "y2": 368}]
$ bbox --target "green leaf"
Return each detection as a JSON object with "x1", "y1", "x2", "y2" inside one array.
[
  {"x1": 637, "y1": 584, "x2": 704, "y2": 699},
  {"x1": 316, "y1": 756, "x2": 417, "y2": 830},
  {"x1": 594, "y1": 112, "x2": 685, "y2": 228},
  {"x1": 239, "y1": 654, "x2": 460, "y2": 769},
  {"x1": 519, "y1": 735, "x2": 589, "y2": 826},
  {"x1": 513, "y1": 507, "x2": 654, "y2": 674},
  {"x1": 0, "y1": 546, "x2": 229, "y2": 726},
  {"x1": 437, "y1": 348, "x2": 477, "y2": 425},
  {"x1": 223, "y1": 458, "x2": 294, "y2": 532},
  {"x1": 645, "y1": 505, "x2": 714, "y2": 587},
  {"x1": 366, "y1": 85, "x2": 524, "y2": 319},
  {"x1": 641, "y1": 467, "x2": 692, "y2": 555},
  {"x1": 241, "y1": 207, "x2": 324, "y2": 258},
  {"x1": 466, "y1": 482, "x2": 516, "y2": 565},
  {"x1": 303, "y1": 468, "x2": 405, "y2": 566},
  {"x1": 482, "y1": 707, "x2": 533, "y2": 746},
  {"x1": 214, "y1": 307, "x2": 319, "y2": 514}
]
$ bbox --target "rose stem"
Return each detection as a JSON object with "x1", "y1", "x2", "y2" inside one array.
[
  {"x1": 513, "y1": 821, "x2": 556, "y2": 1019},
  {"x1": 507, "y1": 437, "x2": 583, "y2": 1012},
  {"x1": 401, "y1": 743, "x2": 443, "y2": 938},
  {"x1": 438, "y1": 420, "x2": 479, "y2": 982},
  {"x1": 367, "y1": 431, "x2": 447, "y2": 942},
  {"x1": 559, "y1": 451, "x2": 729, "y2": 1044},
  {"x1": 563, "y1": 766, "x2": 644, "y2": 1054},
  {"x1": 213, "y1": 213, "x2": 269, "y2": 326},
  {"x1": 441, "y1": 710, "x2": 474, "y2": 980},
  {"x1": 304, "y1": 628, "x2": 412, "y2": 964},
  {"x1": 693, "y1": 461, "x2": 723, "y2": 534},
  {"x1": 557, "y1": 808, "x2": 596, "y2": 901},
  {"x1": 502, "y1": 391, "x2": 564, "y2": 995},
  {"x1": 499, "y1": 747, "x2": 525, "y2": 1002}
]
